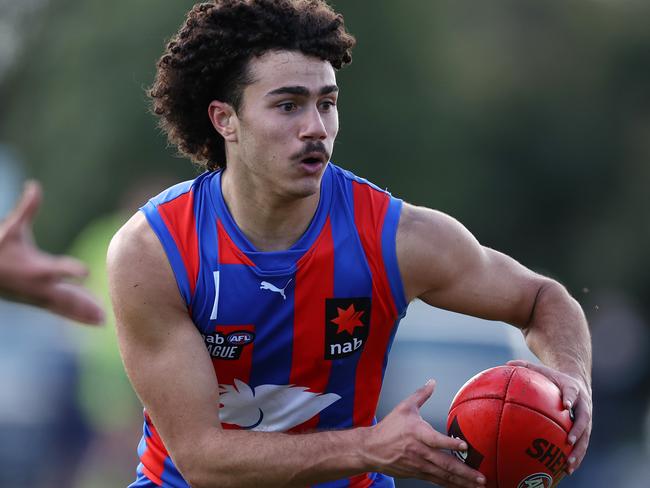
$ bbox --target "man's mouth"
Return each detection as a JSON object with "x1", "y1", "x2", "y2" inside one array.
[
  {"x1": 292, "y1": 142, "x2": 330, "y2": 166},
  {"x1": 299, "y1": 152, "x2": 327, "y2": 165},
  {"x1": 301, "y1": 156, "x2": 324, "y2": 165}
]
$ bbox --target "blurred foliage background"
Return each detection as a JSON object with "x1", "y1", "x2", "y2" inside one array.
[
  {"x1": 1, "y1": 0, "x2": 649, "y2": 486},
  {"x1": 3, "y1": 0, "x2": 650, "y2": 307}
]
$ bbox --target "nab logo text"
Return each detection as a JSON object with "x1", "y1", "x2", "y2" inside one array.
[{"x1": 324, "y1": 297, "x2": 371, "y2": 360}]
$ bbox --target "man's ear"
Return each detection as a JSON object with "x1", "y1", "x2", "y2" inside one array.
[{"x1": 208, "y1": 101, "x2": 238, "y2": 142}]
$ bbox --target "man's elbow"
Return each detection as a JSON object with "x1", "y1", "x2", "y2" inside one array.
[
  {"x1": 173, "y1": 440, "x2": 241, "y2": 488},
  {"x1": 174, "y1": 447, "x2": 217, "y2": 488},
  {"x1": 540, "y1": 279, "x2": 582, "y2": 312},
  {"x1": 523, "y1": 278, "x2": 584, "y2": 332},
  {"x1": 180, "y1": 470, "x2": 253, "y2": 488}
]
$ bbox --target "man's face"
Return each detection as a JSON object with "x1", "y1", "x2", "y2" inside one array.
[{"x1": 231, "y1": 50, "x2": 339, "y2": 199}]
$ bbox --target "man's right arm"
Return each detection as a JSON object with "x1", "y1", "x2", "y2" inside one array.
[{"x1": 107, "y1": 212, "x2": 484, "y2": 488}]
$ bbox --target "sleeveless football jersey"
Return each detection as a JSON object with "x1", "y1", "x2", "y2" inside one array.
[{"x1": 131, "y1": 163, "x2": 408, "y2": 488}]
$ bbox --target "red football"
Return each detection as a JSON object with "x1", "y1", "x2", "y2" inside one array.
[{"x1": 446, "y1": 365, "x2": 574, "y2": 488}]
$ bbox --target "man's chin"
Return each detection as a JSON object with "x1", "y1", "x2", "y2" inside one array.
[
  {"x1": 287, "y1": 184, "x2": 320, "y2": 200},
  {"x1": 279, "y1": 177, "x2": 322, "y2": 201}
]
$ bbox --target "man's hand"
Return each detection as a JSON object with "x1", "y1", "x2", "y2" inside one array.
[
  {"x1": 365, "y1": 380, "x2": 486, "y2": 488},
  {"x1": 0, "y1": 181, "x2": 105, "y2": 324},
  {"x1": 508, "y1": 360, "x2": 592, "y2": 476}
]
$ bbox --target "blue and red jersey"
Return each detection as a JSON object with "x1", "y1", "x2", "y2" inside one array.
[{"x1": 131, "y1": 163, "x2": 408, "y2": 488}]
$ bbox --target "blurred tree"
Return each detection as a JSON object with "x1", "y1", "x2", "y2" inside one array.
[
  {"x1": 335, "y1": 0, "x2": 650, "y2": 316},
  {"x1": 0, "y1": 0, "x2": 198, "y2": 253},
  {"x1": 1, "y1": 0, "x2": 649, "y2": 318},
  {"x1": 0, "y1": 0, "x2": 49, "y2": 81}
]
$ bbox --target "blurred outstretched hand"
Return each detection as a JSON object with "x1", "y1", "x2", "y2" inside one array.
[{"x1": 0, "y1": 181, "x2": 105, "y2": 325}]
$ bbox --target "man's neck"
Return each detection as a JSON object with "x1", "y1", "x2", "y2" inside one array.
[{"x1": 220, "y1": 168, "x2": 321, "y2": 252}]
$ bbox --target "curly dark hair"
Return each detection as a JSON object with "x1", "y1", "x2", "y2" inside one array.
[{"x1": 149, "y1": 0, "x2": 356, "y2": 171}]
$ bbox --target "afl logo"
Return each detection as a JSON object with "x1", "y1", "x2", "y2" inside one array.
[
  {"x1": 226, "y1": 331, "x2": 255, "y2": 346},
  {"x1": 517, "y1": 473, "x2": 552, "y2": 488}
]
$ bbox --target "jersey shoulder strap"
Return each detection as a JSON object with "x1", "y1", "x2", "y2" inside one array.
[
  {"x1": 331, "y1": 165, "x2": 407, "y2": 316},
  {"x1": 140, "y1": 175, "x2": 208, "y2": 307}
]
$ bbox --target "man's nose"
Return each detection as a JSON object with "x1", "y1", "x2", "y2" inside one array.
[{"x1": 299, "y1": 107, "x2": 327, "y2": 140}]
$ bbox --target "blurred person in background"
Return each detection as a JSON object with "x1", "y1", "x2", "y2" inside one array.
[
  {"x1": 0, "y1": 161, "x2": 104, "y2": 485},
  {"x1": 108, "y1": 1, "x2": 592, "y2": 488},
  {"x1": 0, "y1": 166, "x2": 159, "y2": 486},
  {"x1": 0, "y1": 180, "x2": 104, "y2": 325}
]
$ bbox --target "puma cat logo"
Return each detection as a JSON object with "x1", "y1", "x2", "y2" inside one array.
[{"x1": 260, "y1": 279, "x2": 293, "y2": 300}]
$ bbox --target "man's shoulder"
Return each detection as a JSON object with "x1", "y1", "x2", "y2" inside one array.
[
  {"x1": 107, "y1": 211, "x2": 191, "y2": 346},
  {"x1": 329, "y1": 163, "x2": 393, "y2": 197},
  {"x1": 107, "y1": 213, "x2": 165, "y2": 277},
  {"x1": 107, "y1": 210, "x2": 188, "y2": 313},
  {"x1": 145, "y1": 171, "x2": 217, "y2": 208}
]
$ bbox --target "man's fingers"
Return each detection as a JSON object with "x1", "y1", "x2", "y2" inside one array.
[
  {"x1": 566, "y1": 426, "x2": 590, "y2": 474},
  {"x1": 507, "y1": 359, "x2": 527, "y2": 366},
  {"x1": 408, "y1": 379, "x2": 436, "y2": 409},
  {"x1": 421, "y1": 428, "x2": 468, "y2": 452},
  {"x1": 508, "y1": 360, "x2": 580, "y2": 413},
  {"x1": 565, "y1": 420, "x2": 591, "y2": 475},
  {"x1": 45, "y1": 282, "x2": 105, "y2": 325},
  {"x1": 29, "y1": 254, "x2": 90, "y2": 282},
  {"x1": 422, "y1": 450, "x2": 486, "y2": 487},
  {"x1": 47, "y1": 255, "x2": 90, "y2": 280},
  {"x1": 417, "y1": 431, "x2": 484, "y2": 485},
  {"x1": 421, "y1": 473, "x2": 478, "y2": 488},
  {"x1": 567, "y1": 396, "x2": 590, "y2": 445},
  {"x1": 509, "y1": 359, "x2": 593, "y2": 477},
  {"x1": 6, "y1": 181, "x2": 42, "y2": 231},
  {"x1": 560, "y1": 383, "x2": 580, "y2": 416},
  {"x1": 507, "y1": 360, "x2": 556, "y2": 379}
]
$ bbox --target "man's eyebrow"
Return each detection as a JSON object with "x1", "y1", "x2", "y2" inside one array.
[
  {"x1": 266, "y1": 85, "x2": 339, "y2": 97},
  {"x1": 319, "y1": 85, "x2": 339, "y2": 95}
]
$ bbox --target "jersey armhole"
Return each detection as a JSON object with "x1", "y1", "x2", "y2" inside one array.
[
  {"x1": 140, "y1": 202, "x2": 193, "y2": 308},
  {"x1": 381, "y1": 197, "x2": 408, "y2": 316}
]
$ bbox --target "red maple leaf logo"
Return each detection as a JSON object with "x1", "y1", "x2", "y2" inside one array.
[{"x1": 331, "y1": 304, "x2": 365, "y2": 335}]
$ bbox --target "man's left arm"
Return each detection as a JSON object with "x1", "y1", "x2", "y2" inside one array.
[{"x1": 396, "y1": 203, "x2": 592, "y2": 475}]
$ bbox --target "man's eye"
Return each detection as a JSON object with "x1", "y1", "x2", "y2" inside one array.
[
  {"x1": 320, "y1": 101, "x2": 336, "y2": 111},
  {"x1": 279, "y1": 103, "x2": 297, "y2": 112}
]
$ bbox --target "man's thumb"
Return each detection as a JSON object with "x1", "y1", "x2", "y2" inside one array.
[
  {"x1": 410, "y1": 378, "x2": 436, "y2": 409},
  {"x1": 6, "y1": 181, "x2": 42, "y2": 232}
]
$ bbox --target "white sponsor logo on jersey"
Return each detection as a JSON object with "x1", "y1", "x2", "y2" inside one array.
[
  {"x1": 260, "y1": 279, "x2": 292, "y2": 300},
  {"x1": 218, "y1": 379, "x2": 340, "y2": 431}
]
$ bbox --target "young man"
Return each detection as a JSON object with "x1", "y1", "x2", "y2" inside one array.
[
  {"x1": 0, "y1": 180, "x2": 104, "y2": 325},
  {"x1": 108, "y1": 1, "x2": 592, "y2": 487}
]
